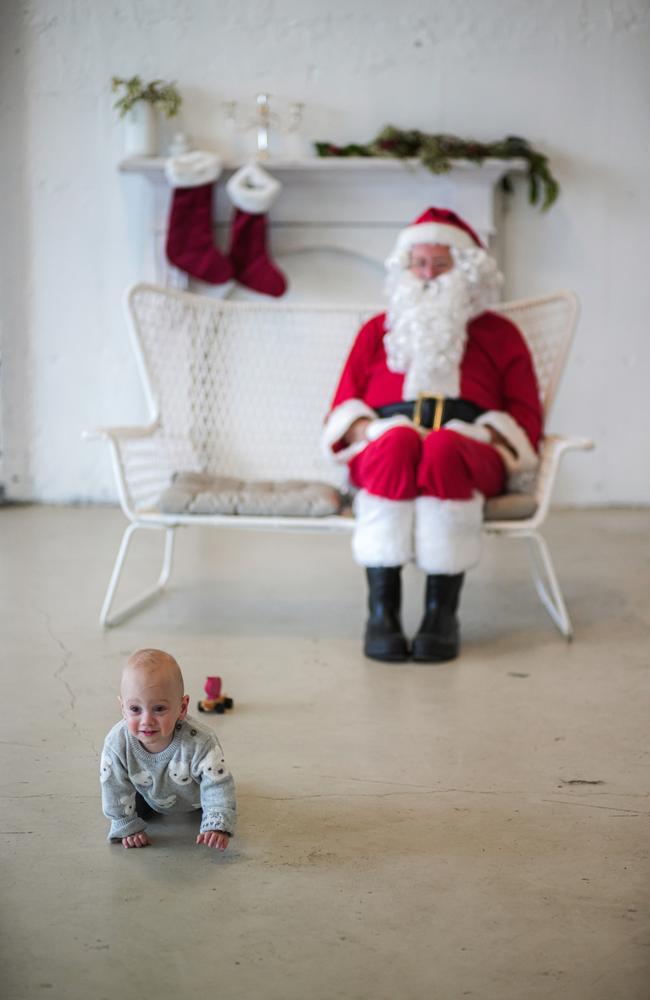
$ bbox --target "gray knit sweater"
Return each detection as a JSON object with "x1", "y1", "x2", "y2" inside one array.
[{"x1": 100, "y1": 716, "x2": 236, "y2": 841}]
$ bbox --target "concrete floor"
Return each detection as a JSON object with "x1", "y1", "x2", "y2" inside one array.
[{"x1": 0, "y1": 504, "x2": 649, "y2": 1000}]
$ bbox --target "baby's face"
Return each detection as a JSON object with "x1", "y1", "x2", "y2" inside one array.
[{"x1": 120, "y1": 665, "x2": 189, "y2": 753}]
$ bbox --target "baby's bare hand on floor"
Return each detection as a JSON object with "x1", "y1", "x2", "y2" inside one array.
[
  {"x1": 122, "y1": 832, "x2": 151, "y2": 849},
  {"x1": 196, "y1": 830, "x2": 230, "y2": 851}
]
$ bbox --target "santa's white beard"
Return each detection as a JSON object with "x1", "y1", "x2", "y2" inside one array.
[{"x1": 383, "y1": 267, "x2": 474, "y2": 399}]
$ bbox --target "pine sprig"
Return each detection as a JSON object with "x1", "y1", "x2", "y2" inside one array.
[{"x1": 315, "y1": 126, "x2": 559, "y2": 211}]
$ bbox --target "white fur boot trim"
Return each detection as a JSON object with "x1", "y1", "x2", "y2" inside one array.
[
  {"x1": 352, "y1": 491, "x2": 414, "y2": 567},
  {"x1": 415, "y1": 494, "x2": 484, "y2": 574}
]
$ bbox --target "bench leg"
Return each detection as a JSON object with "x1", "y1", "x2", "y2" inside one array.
[
  {"x1": 524, "y1": 530, "x2": 573, "y2": 641},
  {"x1": 100, "y1": 522, "x2": 176, "y2": 628}
]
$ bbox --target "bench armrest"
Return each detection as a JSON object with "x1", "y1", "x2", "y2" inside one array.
[
  {"x1": 529, "y1": 433, "x2": 595, "y2": 526},
  {"x1": 543, "y1": 433, "x2": 595, "y2": 456},
  {"x1": 82, "y1": 422, "x2": 159, "y2": 443},
  {"x1": 82, "y1": 421, "x2": 164, "y2": 518}
]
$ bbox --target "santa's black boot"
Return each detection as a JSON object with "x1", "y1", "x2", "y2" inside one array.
[
  {"x1": 411, "y1": 573, "x2": 465, "y2": 662},
  {"x1": 363, "y1": 567, "x2": 409, "y2": 663}
]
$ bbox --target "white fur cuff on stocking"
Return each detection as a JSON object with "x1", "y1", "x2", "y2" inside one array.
[
  {"x1": 164, "y1": 151, "x2": 222, "y2": 188},
  {"x1": 226, "y1": 162, "x2": 282, "y2": 213},
  {"x1": 352, "y1": 491, "x2": 414, "y2": 568},
  {"x1": 415, "y1": 494, "x2": 484, "y2": 574}
]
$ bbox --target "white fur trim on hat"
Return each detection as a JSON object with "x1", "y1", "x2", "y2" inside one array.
[
  {"x1": 165, "y1": 151, "x2": 222, "y2": 188},
  {"x1": 415, "y1": 494, "x2": 483, "y2": 574},
  {"x1": 475, "y1": 411, "x2": 538, "y2": 473},
  {"x1": 226, "y1": 163, "x2": 282, "y2": 214},
  {"x1": 396, "y1": 222, "x2": 477, "y2": 256},
  {"x1": 322, "y1": 399, "x2": 376, "y2": 464},
  {"x1": 352, "y1": 491, "x2": 414, "y2": 567}
]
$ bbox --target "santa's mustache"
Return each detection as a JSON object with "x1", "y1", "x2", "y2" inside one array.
[
  {"x1": 386, "y1": 267, "x2": 470, "y2": 315},
  {"x1": 412, "y1": 278, "x2": 451, "y2": 300}
]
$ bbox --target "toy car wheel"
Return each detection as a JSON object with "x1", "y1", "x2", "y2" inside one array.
[
  {"x1": 216, "y1": 704, "x2": 225, "y2": 714},
  {"x1": 224, "y1": 698, "x2": 234, "y2": 709},
  {"x1": 197, "y1": 702, "x2": 205, "y2": 712}
]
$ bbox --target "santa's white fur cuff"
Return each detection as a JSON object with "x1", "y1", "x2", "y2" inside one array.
[
  {"x1": 476, "y1": 411, "x2": 538, "y2": 472},
  {"x1": 322, "y1": 399, "x2": 376, "y2": 464},
  {"x1": 366, "y1": 415, "x2": 418, "y2": 441},
  {"x1": 444, "y1": 419, "x2": 492, "y2": 445},
  {"x1": 352, "y1": 491, "x2": 414, "y2": 567},
  {"x1": 415, "y1": 494, "x2": 483, "y2": 574}
]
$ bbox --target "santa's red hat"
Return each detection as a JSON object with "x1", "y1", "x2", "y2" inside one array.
[{"x1": 394, "y1": 207, "x2": 485, "y2": 257}]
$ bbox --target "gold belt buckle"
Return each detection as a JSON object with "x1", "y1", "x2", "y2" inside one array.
[{"x1": 414, "y1": 393, "x2": 445, "y2": 431}]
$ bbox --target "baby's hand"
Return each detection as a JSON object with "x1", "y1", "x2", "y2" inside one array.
[
  {"x1": 122, "y1": 831, "x2": 150, "y2": 849},
  {"x1": 196, "y1": 830, "x2": 230, "y2": 851}
]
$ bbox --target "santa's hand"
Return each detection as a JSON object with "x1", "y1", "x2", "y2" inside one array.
[
  {"x1": 196, "y1": 830, "x2": 230, "y2": 851},
  {"x1": 444, "y1": 419, "x2": 492, "y2": 444},
  {"x1": 345, "y1": 417, "x2": 372, "y2": 444}
]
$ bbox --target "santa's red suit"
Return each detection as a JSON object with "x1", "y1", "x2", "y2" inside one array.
[{"x1": 323, "y1": 308, "x2": 542, "y2": 574}]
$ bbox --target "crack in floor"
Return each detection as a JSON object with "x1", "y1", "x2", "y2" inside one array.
[{"x1": 36, "y1": 607, "x2": 99, "y2": 756}]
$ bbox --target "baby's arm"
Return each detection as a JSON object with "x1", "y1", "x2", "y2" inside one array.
[
  {"x1": 100, "y1": 747, "x2": 149, "y2": 847},
  {"x1": 193, "y1": 738, "x2": 237, "y2": 850}
]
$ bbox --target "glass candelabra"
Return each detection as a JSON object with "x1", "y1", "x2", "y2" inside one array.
[{"x1": 222, "y1": 94, "x2": 305, "y2": 161}]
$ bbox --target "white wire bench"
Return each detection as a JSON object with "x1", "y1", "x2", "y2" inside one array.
[{"x1": 87, "y1": 283, "x2": 593, "y2": 634}]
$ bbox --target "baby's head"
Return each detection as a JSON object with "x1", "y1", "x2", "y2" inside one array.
[{"x1": 119, "y1": 648, "x2": 190, "y2": 753}]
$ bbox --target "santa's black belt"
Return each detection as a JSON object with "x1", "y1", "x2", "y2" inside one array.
[{"x1": 375, "y1": 396, "x2": 485, "y2": 431}]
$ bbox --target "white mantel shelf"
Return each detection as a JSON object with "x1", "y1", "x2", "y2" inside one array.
[{"x1": 119, "y1": 155, "x2": 527, "y2": 176}]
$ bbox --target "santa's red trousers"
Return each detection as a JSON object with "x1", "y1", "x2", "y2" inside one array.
[{"x1": 348, "y1": 426, "x2": 505, "y2": 500}]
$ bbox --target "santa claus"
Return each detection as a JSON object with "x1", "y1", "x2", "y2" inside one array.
[{"x1": 322, "y1": 207, "x2": 542, "y2": 663}]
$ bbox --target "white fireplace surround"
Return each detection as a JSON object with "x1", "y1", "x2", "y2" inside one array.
[{"x1": 119, "y1": 155, "x2": 525, "y2": 303}]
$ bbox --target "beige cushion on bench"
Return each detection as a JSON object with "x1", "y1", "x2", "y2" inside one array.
[
  {"x1": 483, "y1": 493, "x2": 537, "y2": 521},
  {"x1": 159, "y1": 471, "x2": 536, "y2": 521},
  {"x1": 159, "y1": 472, "x2": 345, "y2": 517}
]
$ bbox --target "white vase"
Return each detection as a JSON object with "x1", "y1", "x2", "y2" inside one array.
[{"x1": 123, "y1": 102, "x2": 158, "y2": 157}]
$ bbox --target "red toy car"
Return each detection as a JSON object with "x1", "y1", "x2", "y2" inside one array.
[{"x1": 197, "y1": 676, "x2": 234, "y2": 714}]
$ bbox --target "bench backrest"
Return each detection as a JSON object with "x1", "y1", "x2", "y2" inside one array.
[{"x1": 125, "y1": 283, "x2": 578, "y2": 489}]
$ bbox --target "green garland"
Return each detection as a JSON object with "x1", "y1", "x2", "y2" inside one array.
[{"x1": 314, "y1": 126, "x2": 559, "y2": 211}]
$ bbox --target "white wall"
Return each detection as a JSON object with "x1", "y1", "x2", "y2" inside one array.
[{"x1": 1, "y1": 0, "x2": 649, "y2": 505}]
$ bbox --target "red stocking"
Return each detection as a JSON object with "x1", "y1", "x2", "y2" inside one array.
[
  {"x1": 164, "y1": 152, "x2": 233, "y2": 285},
  {"x1": 226, "y1": 163, "x2": 287, "y2": 297},
  {"x1": 166, "y1": 183, "x2": 233, "y2": 284},
  {"x1": 228, "y1": 209, "x2": 287, "y2": 297}
]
